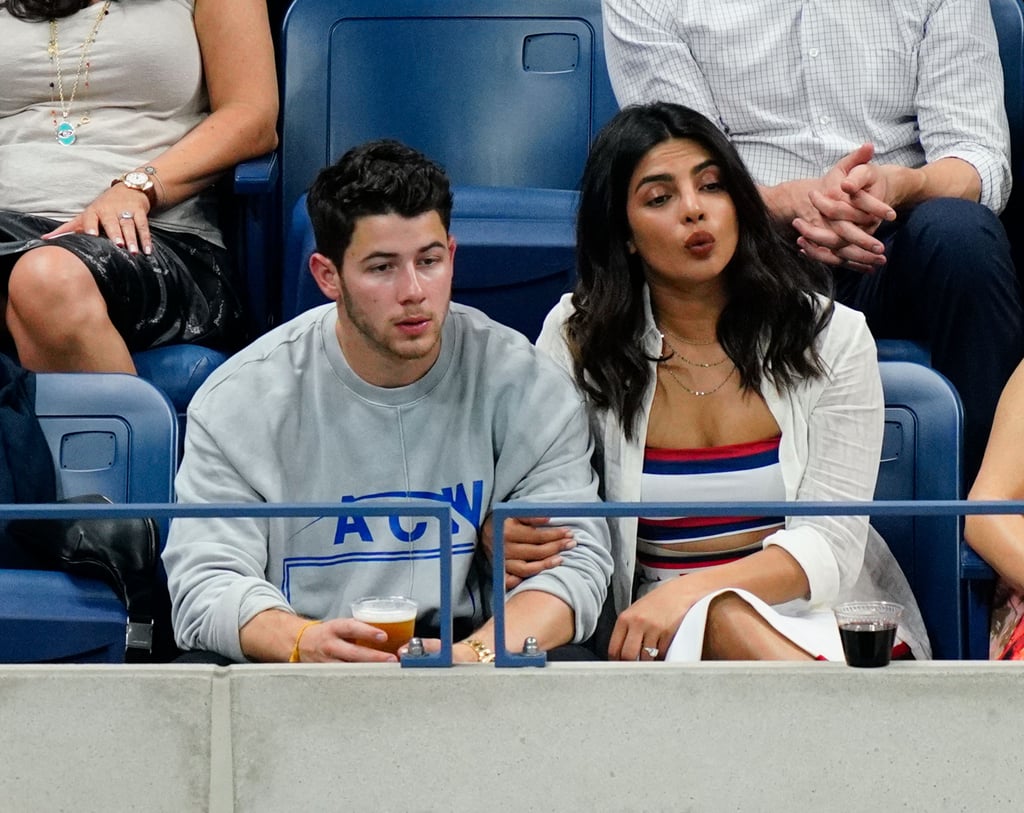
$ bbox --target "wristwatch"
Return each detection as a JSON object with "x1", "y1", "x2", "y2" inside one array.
[{"x1": 112, "y1": 170, "x2": 158, "y2": 208}]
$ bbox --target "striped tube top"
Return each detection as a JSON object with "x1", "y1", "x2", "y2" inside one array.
[{"x1": 636, "y1": 436, "x2": 786, "y2": 597}]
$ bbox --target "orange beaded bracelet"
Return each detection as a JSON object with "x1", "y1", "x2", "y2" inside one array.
[{"x1": 288, "y1": 619, "x2": 322, "y2": 663}]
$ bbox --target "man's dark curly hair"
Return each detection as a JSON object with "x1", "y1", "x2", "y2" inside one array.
[{"x1": 306, "y1": 139, "x2": 453, "y2": 265}]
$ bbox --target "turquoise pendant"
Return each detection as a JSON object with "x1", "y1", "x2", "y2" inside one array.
[{"x1": 55, "y1": 121, "x2": 76, "y2": 146}]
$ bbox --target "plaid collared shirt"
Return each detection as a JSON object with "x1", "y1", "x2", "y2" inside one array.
[{"x1": 603, "y1": 0, "x2": 1011, "y2": 212}]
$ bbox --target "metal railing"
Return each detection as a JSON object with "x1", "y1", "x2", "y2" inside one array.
[{"x1": 3, "y1": 498, "x2": 1022, "y2": 665}]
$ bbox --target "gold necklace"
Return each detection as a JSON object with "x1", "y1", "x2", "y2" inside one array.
[
  {"x1": 659, "y1": 358, "x2": 736, "y2": 397},
  {"x1": 660, "y1": 332, "x2": 729, "y2": 368},
  {"x1": 660, "y1": 325, "x2": 717, "y2": 346},
  {"x1": 48, "y1": 1, "x2": 111, "y2": 146}
]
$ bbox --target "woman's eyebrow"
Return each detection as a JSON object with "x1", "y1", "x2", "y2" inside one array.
[{"x1": 635, "y1": 160, "x2": 721, "y2": 192}]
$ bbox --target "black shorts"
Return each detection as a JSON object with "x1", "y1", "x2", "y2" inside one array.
[{"x1": 0, "y1": 209, "x2": 244, "y2": 352}]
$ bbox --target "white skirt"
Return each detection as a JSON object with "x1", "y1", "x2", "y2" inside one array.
[{"x1": 664, "y1": 588, "x2": 845, "y2": 662}]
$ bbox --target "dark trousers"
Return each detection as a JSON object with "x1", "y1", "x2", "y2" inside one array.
[{"x1": 834, "y1": 197, "x2": 1024, "y2": 485}]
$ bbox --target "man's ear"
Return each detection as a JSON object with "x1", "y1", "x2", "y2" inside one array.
[
  {"x1": 448, "y1": 234, "x2": 457, "y2": 263},
  {"x1": 309, "y1": 252, "x2": 341, "y2": 301}
]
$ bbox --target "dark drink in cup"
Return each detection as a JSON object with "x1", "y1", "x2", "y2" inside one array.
[
  {"x1": 833, "y1": 601, "x2": 903, "y2": 667},
  {"x1": 838, "y1": 621, "x2": 898, "y2": 668}
]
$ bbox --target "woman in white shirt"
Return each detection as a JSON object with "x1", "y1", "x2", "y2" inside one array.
[{"x1": 531, "y1": 102, "x2": 928, "y2": 661}]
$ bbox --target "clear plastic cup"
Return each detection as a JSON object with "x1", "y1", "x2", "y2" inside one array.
[
  {"x1": 351, "y1": 596, "x2": 418, "y2": 654},
  {"x1": 833, "y1": 601, "x2": 904, "y2": 667}
]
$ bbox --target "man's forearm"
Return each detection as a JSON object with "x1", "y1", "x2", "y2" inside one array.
[
  {"x1": 457, "y1": 590, "x2": 575, "y2": 660},
  {"x1": 239, "y1": 607, "x2": 303, "y2": 662},
  {"x1": 883, "y1": 157, "x2": 981, "y2": 209}
]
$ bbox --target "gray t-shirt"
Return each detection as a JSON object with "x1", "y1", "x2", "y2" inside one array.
[
  {"x1": 0, "y1": 0, "x2": 220, "y2": 244},
  {"x1": 164, "y1": 303, "x2": 612, "y2": 661}
]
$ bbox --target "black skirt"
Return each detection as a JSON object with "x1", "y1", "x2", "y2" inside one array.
[{"x1": 0, "y1": 210, "x2": 244, "y2": 352}]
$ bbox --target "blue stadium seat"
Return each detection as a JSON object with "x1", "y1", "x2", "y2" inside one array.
[
  {"x1": 258, "y1": 0, "x2": 614, "y2": 332},
  {"x1": 0, "y1": 373, "x2": 178, "y2": 663},
  {"x1": 277, "y1": 0, "x2": 614, "y2": 219},
  {"x1": 992, "y1": 0, "x2": 1024, "y2": 278},
  {"x1": 132, "y1": 344, "x2": 227, "y2": 437},
  {"x1": 876, "y1": 362, "x2": 967, "y2": 658},
  {"x1": 883, "y1": 2, "x2": 1017, "y2": 656},
  {"x1": 992, "y1": 0, "x2": 1024, "y2": 194},
  {"x1": 875, "y1": 340, "x2": 930, "y2": 366}
]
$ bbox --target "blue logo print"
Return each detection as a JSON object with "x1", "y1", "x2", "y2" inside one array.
[{"x1": 333, "y1": 480, "x2": 485, "y2": 545}]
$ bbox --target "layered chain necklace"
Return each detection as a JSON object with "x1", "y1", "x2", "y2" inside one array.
[
  {"x1": 660, "y1": 331, "x2": 729, "y2": 368},
  {"x1": 658, "y1": 327, "x2": 736, "y2": 397},
  {"x1": 47, "y1": 0, "x2": 112, "y2": 145}
]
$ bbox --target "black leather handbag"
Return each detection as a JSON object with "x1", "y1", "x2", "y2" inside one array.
[{"x1": 7, "y1": 494, "x2": 176, "y2": 662}]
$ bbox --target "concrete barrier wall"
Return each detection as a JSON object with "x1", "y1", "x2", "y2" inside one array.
[
  {"x1": 0, "y1": 666, "x2": 215, "y2": 811},
  {"x1": 2, "y1": 662, "x2": 1022, "y2": 812}
]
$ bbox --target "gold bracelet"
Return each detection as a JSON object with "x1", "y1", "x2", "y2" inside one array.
[
  {"x1": 288, "y1": 619, "x2": 322, "y2": 663},
  {"x1": 462, "y1": 638, "x2": 496, "y2": 663}
]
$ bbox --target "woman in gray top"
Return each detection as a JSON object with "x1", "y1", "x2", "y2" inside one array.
[{"x1": 0, "y1": 0, "x2": 278, "y2": 371}]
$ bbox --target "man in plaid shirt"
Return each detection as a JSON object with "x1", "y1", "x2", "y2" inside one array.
[{"x1": 603, "y1": 0, "x2": 1023, "y2": 482}]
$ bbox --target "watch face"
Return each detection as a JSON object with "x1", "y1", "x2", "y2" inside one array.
[{"x1": 124, "y1": 171, "x2": 150, "y2": 188}]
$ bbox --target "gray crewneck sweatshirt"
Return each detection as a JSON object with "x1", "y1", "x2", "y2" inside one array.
[{"x1": 164, "y1": 303, "x2": 612, "y2": 661}]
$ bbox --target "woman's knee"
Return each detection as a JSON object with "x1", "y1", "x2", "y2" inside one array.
[
  {"x1": 702, "y1": 592, "x2": 752, "y2": 657},
  {"x1": 8, "y1": 247, "x2": 105, "y2": 319}
]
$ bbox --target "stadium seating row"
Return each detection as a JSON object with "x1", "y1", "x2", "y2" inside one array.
[
  {"x1": 0, "y1": 361, "x2": 982, "y2": 662},
  {"x1": 144, "y1": 0, "x2": 1024, "y2": 401},
  {"x1": 3, "y1": 0, "x2": 1018, "y2": 662}
]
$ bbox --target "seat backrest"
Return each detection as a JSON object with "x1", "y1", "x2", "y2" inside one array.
[
  {"x1": 276, "y1": 0, "x2": 616, "y2": 335},
  {"x1": 0, "y1": 374, "x2": 179, "y2": 664},
  {"x1": 991, "y1": 0, "x2": 1024, "y2": 271},
  {"x1": 991, "y1": 0, "x2": 1024, "y2": 183},
  {"x1": 875, "y1": 362, "x2": 964, "y2": 658},
  {"x1": 278, "y1": 0, "x2": 616, "y2": 230},
  {"x1": 34, "y1": 373, "x2": 178, "y2": 508}
]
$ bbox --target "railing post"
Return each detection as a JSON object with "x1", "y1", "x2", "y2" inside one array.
[{"x1": 491, "y1": 503, "x2": 547, "y2": 667}]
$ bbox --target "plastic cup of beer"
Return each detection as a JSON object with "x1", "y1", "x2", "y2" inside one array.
[
  {"x1": 833, "y1": 601, "x2": 903, "y2": 667},
  {"x1": 351, "y1": 596, "x2": 418, "y2": 655}
]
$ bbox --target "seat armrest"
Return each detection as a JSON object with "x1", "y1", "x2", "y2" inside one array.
[
  {"x1": 961, "y1": 543, "x2": 996, "y2": 580},
  {"x1": 234, "y1": 152, "x2": 279, "y2": 195}
]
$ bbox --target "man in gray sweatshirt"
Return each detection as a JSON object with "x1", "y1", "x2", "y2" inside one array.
[{"x1": 162, "y1": 140, "x2": 612, "y2": 663}]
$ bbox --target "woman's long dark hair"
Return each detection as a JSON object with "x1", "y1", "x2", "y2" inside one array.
[
  {"x1": 2, "y1": 1, "x2": 98, "y2": 21},
  {"x1": 567, "y1": 102, "x2": 835, "y2": 440}
]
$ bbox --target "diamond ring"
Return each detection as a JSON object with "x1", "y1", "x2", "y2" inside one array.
[
  {"x1": 119, "y1": 211, "x2": 133, "y2": 220},
  {"x1": 642, "y1": 646, "x2": 659, "y2": 659}
]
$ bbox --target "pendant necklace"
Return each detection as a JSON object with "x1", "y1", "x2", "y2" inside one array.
[{"x1": 48, "y1": 1, "x2": 112, "y2": 146}]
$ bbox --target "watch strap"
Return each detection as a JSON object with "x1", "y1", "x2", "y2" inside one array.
[{"x1": 462, "y1": 638, "x2": 496, "y2": 663}]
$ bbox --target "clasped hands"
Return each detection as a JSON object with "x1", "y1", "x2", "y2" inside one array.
[
  {"x1": 785, "y1": 142, "x2": 898, "y2": 274},
  {"x1": 42, "y1": 183, "x2": 154, "y2": 256}
]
